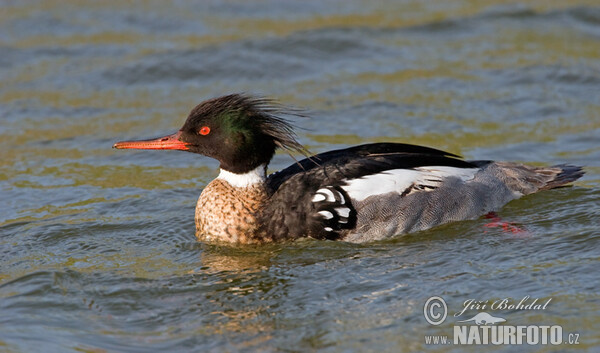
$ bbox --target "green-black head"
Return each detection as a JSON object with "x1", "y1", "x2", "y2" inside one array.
[{"x1": 114, "y1": 94, "x2": 307, "y2": 173}]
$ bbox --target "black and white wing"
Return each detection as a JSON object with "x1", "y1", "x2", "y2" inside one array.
[{"x1": 261, "y1": 143, "x2": 486, "y2": 240}]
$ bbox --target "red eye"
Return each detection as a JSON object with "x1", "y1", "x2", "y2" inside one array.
[{"x1": 199, "y1": 126, "x2": 210, "y2": 135}]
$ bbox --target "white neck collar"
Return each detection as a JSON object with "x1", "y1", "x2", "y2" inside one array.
[{"x1": 216, "y1": 164, "x2": 266, "y2": 188}]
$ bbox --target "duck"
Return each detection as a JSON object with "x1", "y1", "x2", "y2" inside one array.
[{"x1": 113, "y1": 94, "x2": 584, "y2": 244}]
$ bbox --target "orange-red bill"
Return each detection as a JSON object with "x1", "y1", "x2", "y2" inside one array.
[{"x1": 113, "y1": 131, "x2": 190, "y2": 151}]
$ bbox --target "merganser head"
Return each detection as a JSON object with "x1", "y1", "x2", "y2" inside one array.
[{"x1": 113, "y1": 94, "x2": 306, "y2": 173}]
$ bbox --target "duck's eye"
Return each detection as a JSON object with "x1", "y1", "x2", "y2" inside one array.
[{"x1": 199, "y1": 126, "x2": 211, "y2": 135}]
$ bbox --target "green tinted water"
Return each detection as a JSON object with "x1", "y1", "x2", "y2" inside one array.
[{"x1": 1, "y1": 1, "x2": 599, "y2": 352}]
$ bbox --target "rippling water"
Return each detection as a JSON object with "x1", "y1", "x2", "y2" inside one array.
[{"x1": 1, "y1": 1, "x2": 599, "y2": 352}]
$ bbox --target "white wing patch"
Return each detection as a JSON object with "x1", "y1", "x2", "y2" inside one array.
[
  {"x1": 335, "y1": 207, "x2": 350, "y2": 218},
  {"x1": 311, "y1": 193, "x2": 326, "y2": 202},
  {"x1": 340, "y1": 166, "x2": 479, "y2": 201},
  {"x1": 311, "y1": 186, "x2": 356, "y2": 235},
  {"x1": 317, "y1": 188, "x2": 336, "y2": 202},
  {"x1": 318, "y1": 210, "x2": 334, "y2": 219}
]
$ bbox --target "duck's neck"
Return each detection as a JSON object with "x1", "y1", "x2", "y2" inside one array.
[
  {"x1": 216, "y1": 164, "x2": 267, "y2": 187},
  {"x1": 195, "y1": 164, "x2": 270, "y2": 244}
]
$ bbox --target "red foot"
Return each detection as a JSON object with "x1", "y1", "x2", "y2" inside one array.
[{"x1": 483, "y1": 212, "x2": 528, "y2": 235}]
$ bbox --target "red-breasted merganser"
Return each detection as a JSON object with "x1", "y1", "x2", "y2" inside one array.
[{"x1": 113, "y1": 94, "x2": 584, "y2": 244}]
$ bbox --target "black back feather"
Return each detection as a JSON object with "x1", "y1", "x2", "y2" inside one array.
[
  {"x1": 267, "y1": 142, "x2": 475, "y2": 190},
  {"x1": 260, "y1": 142, "x2": 479, "y2": 240}
]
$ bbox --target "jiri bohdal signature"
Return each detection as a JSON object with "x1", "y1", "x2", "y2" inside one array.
[{"x1": 454, "y1": 295, "x2": 552, "y2": 317}]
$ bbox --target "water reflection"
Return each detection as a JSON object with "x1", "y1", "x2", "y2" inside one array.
[{"x1": 196, "y1": 243, "x2": 279, "y2": 274}]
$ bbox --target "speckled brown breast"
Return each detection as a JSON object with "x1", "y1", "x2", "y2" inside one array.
[{"x1": 195, "y1": 179, "x2": 271, "y2": 244}]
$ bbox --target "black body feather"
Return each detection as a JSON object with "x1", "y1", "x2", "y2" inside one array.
[{"x1": 260, "y1": 142, "x2": 478, "y2": 240}]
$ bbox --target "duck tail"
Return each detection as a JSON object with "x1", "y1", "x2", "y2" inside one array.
[
  {"x1": 537, "y1": 164, "x2": 585, "y2": 190},
  {"x1": 489, "y1": 162, "x2": 584, "y2": 196}
]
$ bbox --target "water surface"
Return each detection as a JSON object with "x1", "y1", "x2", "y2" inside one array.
[{"x1": 1, "y1": 1, "x2": 599, "y2": 352}]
